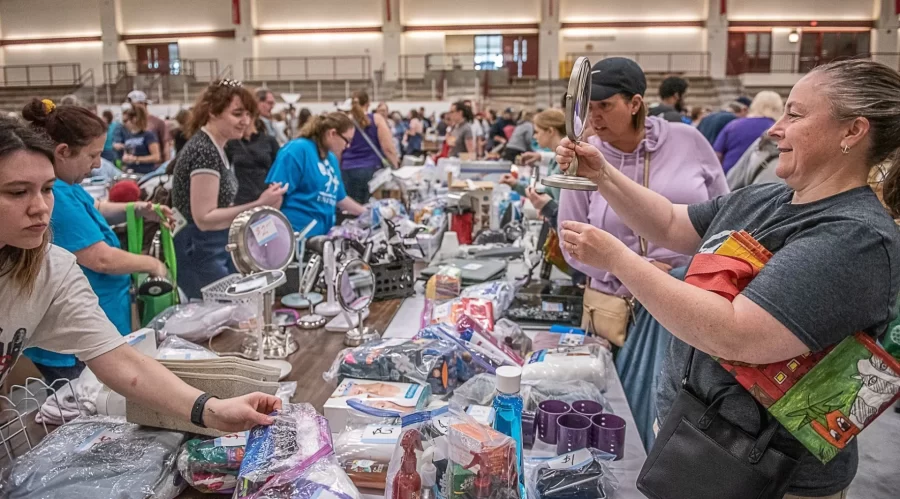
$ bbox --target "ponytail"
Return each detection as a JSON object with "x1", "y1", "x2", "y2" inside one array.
[
  {"x1": 21, "y1": 97, "x2": 106, "y2": 151},
  {"x1": 299, "y1": 112, "x2": 353, "y2": 159},
  {"x1": 881, "y1": 152, "x2": 900, "y2": 218},
  {"x1": 350, "y1": 90, "x2": 370, "y2": 128}
]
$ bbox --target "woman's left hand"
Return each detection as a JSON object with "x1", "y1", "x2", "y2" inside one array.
[
  {"x1": 203, "y1": 393, "x2": 283, "y2": 432},
  {"x1": 137, "y1": 202, "x2": 175, "y2": 230},
  {"x1": 560, "y1": 220, "x2": 629, "y2": 272}
]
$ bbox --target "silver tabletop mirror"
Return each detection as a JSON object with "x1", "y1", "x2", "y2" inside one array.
[
  {"x1": 225, "y1": 207, "x2": 299, "y2": 364},
  {"x1": 336, "y1": 259, "x2": 379, "y2": 347},
  {"x1": 542, "y1": 56, "x2": 598, "y2": 191}
]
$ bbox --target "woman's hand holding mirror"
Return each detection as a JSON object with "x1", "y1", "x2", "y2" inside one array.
[{"x1": 556, "y1": 137, "x2": 610, "y2": 187}]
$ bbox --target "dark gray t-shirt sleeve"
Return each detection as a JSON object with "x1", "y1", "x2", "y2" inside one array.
[
  {"x1": 742, "y1": 220, "x2": 895, "y2": 351},
  {"x1": 687, "y1": 193, "x2": 730, "y2": 237}
]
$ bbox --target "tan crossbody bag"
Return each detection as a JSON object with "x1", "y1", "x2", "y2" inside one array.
[{"x1": 580, "y1": 153, "x2": 650, "y2": 347}]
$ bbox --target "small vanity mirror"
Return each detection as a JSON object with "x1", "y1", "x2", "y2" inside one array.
[
  {"x1": 227, "y1": 206, "x2": 296, "y2": 274},
  {"x1": 542, "y1": 56, "x2": 598, "y2": 191},
  {"x1": 336, "y1": 259, "x2": 379, "y2": 346}
]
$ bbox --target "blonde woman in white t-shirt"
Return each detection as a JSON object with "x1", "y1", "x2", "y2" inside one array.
[{"x1": 0, "y1": 116, "x2": 280, "y2": 432}]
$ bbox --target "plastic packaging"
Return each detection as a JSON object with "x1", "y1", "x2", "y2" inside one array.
[
  {"x1": 416, "y1": 324, "x2": 508, "y2": 382},
  {"x1": 444, "y1": 408, "x2": 520, "y2": 499},
  {"x1": 150, "y1": 302, "x2": 255, "y2": 342},
  {"x1": 177, "y1": 434, "x2": 247, "y2": 494},
  {"x1": 234, "y1": 403, "x2": 333, "y2": 498},
  {"x1": 249, "y1": 454, "x2": 361, "y2": 499},
  {"x1": 384, "y1": 407, "x2": 453, "y2": 499},
  {"x1": 451, "y1": 374, "x2": 612, "y2": 414},
  {"x1": 156, "y1": 335, "x2": 219, "y2": 360},
  {"x1": 460, "y1": 280, "x2": 515, "y2": 317},
  {"x1": 493, "y1": 319, "x2": 533, "y2": 358},
  {"x1": 324, "y1": 338, "x2": 460, "y2": 395},
  {"x1": 276, "y1": 382, "x2": 298, "y2": 406},
  {"x1": 522, "y1": 346, "x2": 612, "y2": 392},
  {"x1": 334, "y1": 406, "x2": 403, "y2": 471},
  {"x1": 4, "y1": 416, "x2": 186, "y2": 499},
  {"x1": 456, "y1": 316, "x2": 525, "y2": 366},
  {"x1": 524, "y1": 448, "x2": 618, "y2": 499}
]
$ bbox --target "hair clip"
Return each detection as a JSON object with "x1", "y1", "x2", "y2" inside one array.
[
  {"x1": 217, "y1": 79, "x2": 243, "y2": 88},
  {"x1": 41, "y1": 99, "x2": 56, "y2": 113}
]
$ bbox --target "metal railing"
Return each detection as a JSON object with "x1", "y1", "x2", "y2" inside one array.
[
  {"x1": 729, "y1": 52, "x2": 900, "y2": 75},
  {"x1": 243, "y1": 56, "x2": 371, "y2": 81},
  {"x1": 564, "y1": 52, "x2": 711, "y2": 75},
  {"x1": 0, "y1": 63, "x2": 83, "y2": 86},
  {"x1": 103, "y1": 59, "x2": 222, "y2": 84},
  {"x1": 399, "y1": 53, "x2": 516, "y2": 79}
]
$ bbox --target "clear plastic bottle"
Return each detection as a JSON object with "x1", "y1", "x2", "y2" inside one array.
[
  {"x1": 491, "y1": 366, "x2": 525, "y2": 497},
  {"x1": 420, "y1": 447, "x2": 437, "y2": 499}
]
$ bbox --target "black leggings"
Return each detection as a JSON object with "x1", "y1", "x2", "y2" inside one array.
[{"x1": 341, "y1": 166, "x2": 379, "y2": 204}]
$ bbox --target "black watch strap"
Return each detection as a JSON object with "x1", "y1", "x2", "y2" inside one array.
[{"x1": 191, "y1": 393, "x2": 216, "y2": 428}]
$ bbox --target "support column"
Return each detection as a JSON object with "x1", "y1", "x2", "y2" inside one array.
[
  {"x1": 235, "y1": 0, "x2": 256, "y2": 80},
  {"x1": 705, "y1": 0, "x2": 728, "y2": 79},
  {"x1": 0, "y1": 15, "x2": 5, "y2": 67},
  {"x1": 382, "y1": 0, "x2": 402, "y2": 82},
  {"x1": 873, "y1": 0, "x2": 900, "y2": 57},
  {"x1": 99, "y1": 0, "x2": 122, "y2": 65},
  {"x1": 539, "y1": 0, "x2": 561, "y2": 80}
]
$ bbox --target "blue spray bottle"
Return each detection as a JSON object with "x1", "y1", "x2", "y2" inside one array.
[{"x1": 492, "y1": 366, "x2": 525, "y2": 498}]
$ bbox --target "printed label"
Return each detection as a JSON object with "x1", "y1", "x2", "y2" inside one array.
[
  {"x1": 250, "y1": 215, "x2": 279, "y2": 245},
  {"x1": 361, "y1": 424, "x2": 402, "y2": 444},
  {"x1": 171, "y1": 207, "x2": 188, "y2": 237},
  {"x1": 541, "y1": 301, "x2": 564, "y2": 313},
  {"x1": 77, "y1": 429, "x2": 121, "y2": 452},
  {"x1": 433, "y1": 414, "x2": 453, "y2": 435},
  {"x1": 214, "y1": 432, "x2": 248, "y2": 448},
  {"x1": 548, "y1": 448, "x2": 593, "y2": 470},
  {"x1": 559, "y1": 333, "x2": 586, "y2": 347}
]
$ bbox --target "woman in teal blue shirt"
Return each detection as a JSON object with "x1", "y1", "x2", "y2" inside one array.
[
  {"x1": 22, "y1": 99, "x2": 172, "y2": 384},
  {"x1": 266, "y1": 112, "x2": 365, "y2": 236}
]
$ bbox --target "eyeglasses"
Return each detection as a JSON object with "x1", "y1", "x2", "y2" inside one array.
[
  {"x1": 338, "y1": 133, "x2": 353, "y2": 148},
  {"x1": 217, "y1": 79, "x2": 243, "y2": 88}
]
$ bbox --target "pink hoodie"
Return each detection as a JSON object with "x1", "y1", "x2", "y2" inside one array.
[{"x1": 558, "y1": 116, "x2": 729, "y2": 297}]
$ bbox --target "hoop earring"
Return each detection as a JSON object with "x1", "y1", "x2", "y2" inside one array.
[{"x1": 841, "y1": 144, "x2": 850, "y2": 155}]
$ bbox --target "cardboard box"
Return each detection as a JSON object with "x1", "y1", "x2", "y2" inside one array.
[{"x1": 323, "y1": 379, "x2": 430, "y2": 432}]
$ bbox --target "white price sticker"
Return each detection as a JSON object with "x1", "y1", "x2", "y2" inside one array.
[
  {"x1": 548, "y1": 448, "x2": 593, "y2": 470},
  {"x1": 466, "y1": 405, "x2": 496, "y2": 426},
  {"x1": 462, "y1": 263, "x2": 483, "y2": 271},
  {"x1": 541, "y1": 301, "x2": 564, "y2": 313},
  {"x1": 214, "y1": 432, "x2": 248, "y2": 447},
  {"x1": 559, "y1": 333, "x2": 586, "y2": 347},
  {"x1": 77, "y1": 429, "x2": 121, "y2": 452},
  {"x1": 250, "y1": 215, "x2": 279, "y2": 245},
  {"x1": 361, "y1": 424, "x2": 401, "y2": 444}
]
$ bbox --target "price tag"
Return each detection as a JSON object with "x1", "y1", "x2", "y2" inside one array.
[
  {"x1": 214, "y1": 432, "x2": 248, "y2": 447},
  {"x1": 542, "y1": 301, "x2": 564, "y2": 313},
  {"x1": 559, "y1": 333, "x2": 586, "y2": 347},
  {"x1": 361, "y1": 424, "x2": 401, "y2": 444},
  {"x1": 548, "y1": 448, "x2": 593, "y2": 470},
  {"x1": 170, "y1": 207, "x2": 188, "y2": 237},
  {"x1": 250, "y1": 215, "x2": 279, "y2": 245},
  {"x1": 466, "y1": 405, "x2": 496, "y2": 426}
]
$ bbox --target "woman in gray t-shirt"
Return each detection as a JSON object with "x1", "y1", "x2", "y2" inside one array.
[
  {"x1": 447, "y1": 101, "x2": 475, "y2": 158},
  {"x1": 556, "y1": 59, "x2": 900, "y2": 498}
]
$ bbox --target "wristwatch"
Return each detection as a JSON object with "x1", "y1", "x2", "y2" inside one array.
[{"x1": 191, "y1": 393, "x2": 217, "y2": 428}]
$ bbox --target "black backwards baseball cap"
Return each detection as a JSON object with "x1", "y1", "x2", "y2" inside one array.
[{"x1": 590, "y1": 57, "x2": 647, "y2": 101}]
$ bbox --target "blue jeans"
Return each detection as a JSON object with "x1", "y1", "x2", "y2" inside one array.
[{"x1": 174, "y1": 223, "x2": 235, "y2": 300}]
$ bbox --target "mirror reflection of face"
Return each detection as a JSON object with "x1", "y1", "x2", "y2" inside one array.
[{"x1": 588, "y1": 94, "x2": 641, "y2": 144}]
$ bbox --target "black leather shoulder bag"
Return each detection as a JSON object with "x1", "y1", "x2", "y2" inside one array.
[{"x1": 637, "y1": 347, "x2": 801, "y2": 499}]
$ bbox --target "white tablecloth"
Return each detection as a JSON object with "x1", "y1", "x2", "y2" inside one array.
[{"x1": 374, "y1": 286, "x2": 647, "y2": 499}]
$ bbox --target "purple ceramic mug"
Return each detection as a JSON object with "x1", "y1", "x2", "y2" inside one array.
[
  {"x1": 591, "y1": 413, "x2": 626, "y2": 460},
  {"x1": 536, "y1": 400, "x2": 571, "y2": 445},
  {"x1": 556, "y1": 413, "x2": 591, "y2": 455}
]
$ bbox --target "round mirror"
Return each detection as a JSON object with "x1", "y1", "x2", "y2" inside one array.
[
  {"x1": 567, "y1": 56, "x2": 591, "y2": 141},
  {"x1": 336, "y1": 259, "x2": 376, "y2": 313},
  {"x1": 228, "y1": 207, "x2": 296, "y2": 275},
  {"x1": 542, "y1": 56, "x2": 598, "y2": 192}
]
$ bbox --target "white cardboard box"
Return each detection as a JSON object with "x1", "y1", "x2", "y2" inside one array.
[{"x1": 323, "y1": 379, "x2": 430, "y2": 432}]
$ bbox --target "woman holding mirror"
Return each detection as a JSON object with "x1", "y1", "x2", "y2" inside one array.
[
  {"x1": 266, "y1": 112, "x2": 366, "y2": 237},
  {"x1": 556, "y1": 58, "x2": 728, "y2": 445}
]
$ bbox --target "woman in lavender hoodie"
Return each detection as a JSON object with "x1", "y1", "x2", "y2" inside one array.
[{"x1": 557, "y1": 58, "x2": 728, "y2": 447}]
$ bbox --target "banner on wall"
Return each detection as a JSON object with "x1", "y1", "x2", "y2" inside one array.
[{"x1": 233, "y1": 0, "x2": 241, "y2": 25}]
